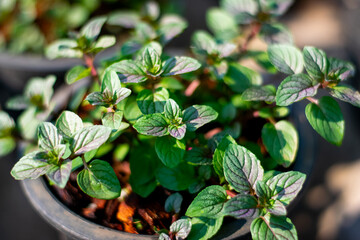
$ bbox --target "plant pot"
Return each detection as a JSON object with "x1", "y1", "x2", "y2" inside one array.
[
  {"x1": 0, "y1": 53, "x2": 81, "y2": 92},
  {"x1": 18, "y1": 101, "x2": 316, "y2": 240}
]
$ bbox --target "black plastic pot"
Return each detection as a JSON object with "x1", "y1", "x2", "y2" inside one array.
[
  {"x1": 19, "y1": 103, "x2": 315, "y2": 240},
  {"x1": 0, "y1": 53, "x2": 81, "y2": 92}
]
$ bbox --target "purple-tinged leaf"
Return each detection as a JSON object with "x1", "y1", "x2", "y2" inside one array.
[
  {"x1": 223, "y1": 194, "x2": 260, "y2": 219},
  {"x1": 183, "y1": 105, "x2": 218, "y2": 131},
  {"x1": 223, "y1": 144, "x2": 264, "y2": 193},
  {"x1": 137, "y1": 88, "x2": 169, "y2": 115},
  {"x1": 56, "y1": 111, "x2": 83, "y2": 139},
  {"x1": 38, "y1": 122, "x2": 62, "y2": 151},
  {"x1": 329, "y1": 85, "x2": 360, "y2": 108},
  {"x1": 162, "y1": 57, "x2": 201, "y2": 76},
  {"x1": 268, "y1": 44, "x2": 304, "y2": 75},
  {"x1": 108, "y1": 60, "x2": 147, "y2": 83},
  {"x1": 11, "y1": 151, "x2": 51, "y2": 180},
  {"x1": 72, "y1": 125, "x2": 112, "y2": 155},
  {"x1": 85, "y1": 92, "x2": 106, "y2": 106},
  {"x1": 168, "y1": 124, "x2": 187, "y2": 140},
  {"x1": 164, "y1": 99, "x2": 182, "y2": 120},
  {"x1": 268, "y1": 200, "x2": 287, "y2": 216},
  {"x1": 133, "y1": 113, "x2": 169, "y2": 137},
  {"x1": 170, "y1": 219, "x2": 192, "y2": 240},
  {"x1": 46, "y1": 160, "x2": 72, "y2": 188}
]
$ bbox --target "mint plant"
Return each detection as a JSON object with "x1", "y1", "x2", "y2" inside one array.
[{"x1": 4, "y1": 1, "x2": 360, "y2": 240}]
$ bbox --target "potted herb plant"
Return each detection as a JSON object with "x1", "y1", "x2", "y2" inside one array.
[{"x1": 3, "y1": 0, "x2": 360, "y2": 239}]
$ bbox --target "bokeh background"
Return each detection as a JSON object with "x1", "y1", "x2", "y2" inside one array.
[{"x1": 1, "y1": 0, "x2": 360, "y2": 239}]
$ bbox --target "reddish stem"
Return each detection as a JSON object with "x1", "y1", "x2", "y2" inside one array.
[
  {"x1": 240, "y1": 22, "x2": 262, "y2": 53},
  {"x1": 226, "y1": 190, "x2": 237, "y2": 198},
  {"x1": 84, "y1": 54, "x2": 100, "y2": 85}
]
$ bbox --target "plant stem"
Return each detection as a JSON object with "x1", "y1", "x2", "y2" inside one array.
[
  {"x1": 306, "y1": 96, "x2": 319, "y2": 105},
  {"x1": 81, "y1": 155, "x2": 90, "y2": 170},
  {"x1": 240, "y1": 22, "x2": 262, "y2": 53},
  {"x1": 84, "y1": 54, "x2": 100, "y2": 86}
]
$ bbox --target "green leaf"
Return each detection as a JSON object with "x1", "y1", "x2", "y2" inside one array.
[
  {"x1": 303, "y1": 46, "x2": 328, "y2": 81},
  {"x1": 183, "y1": 105, "x2": 218, "y2": 131},
  {"x1": 223, "y1": 144, "x2": 264, "y2": 193},
  {"x1": 168, "y1": 124, "x2": 187, "y2": 140},
  {"x1": 133, "y1": 113, "x2": 169, "y2": 137},
  {"x1": 268, "y1": 200, "x2": 287, "y2": 216},
  {"x1": 6, "y1": 95, "x2": 29, "y2": 110},
  {"x1": 155, "y1": 136, "x2": 186, "y2": 168},
  {"x1": 45, "y1": 39, "x2": 82, "y2": 59},
  {"x1": 159, "y1": 233, "x2": 171, "y2": 240},
  {"x1": 185, "y1": 147, "x2": 213, "y2": 165},
  {"x1": 260, "y1": 23, "x2": 293, "y2": 45},
  {"x1": 137, "y1": 88, "x2": 169, "y2": 114},
  {"x1": 46, "y1": 160, "x2": 72, "y2": 188},
  {"x1": 140, "y1": 46, "x2": 162, "y2": 75},
  {"x1": 191, "y1": 30, "x2": 217, "y2": 57},
  {"x1": 162, "y1": 57, "x2": 201, "y2": 76},
  {"x1": 305, "y1": 96, "x2": 344, "y2": 145},
  {"x1": 0, "y1": 137, "x2": 15, "y2": 156},
  {"x1": 159, "y1": 77, "x2": 184, "y2": 90},
  {"x1": 141, "y1": 1, "x2": 160, "y2": 20},
  {"x1": 72, "y1": 125, "x2": 112, "y2": 155},
  {"x1": 220, "y1": 0, "x2": 258, "y2": 24},
  {"x1": 223, "y1": 194, "x2": 259, "y2": 219},
  {"x1": 329, "y1": 85, "x2": 360, "y2": 108},
  {"x1": 155, "y1": 162, "x2": 196, "y2": 191},
  {"x1": 213, "y1": 135, "x2": 237, "y2": 179},
  {"x1": 251, "y1": 215, "x2": 297, "y2": 240},
  {"x1": 268, "y1": 44, "x2": 304, "y2": 75},
  {"x1": 206, "y1": 8, "x2": 239, "y2": 41},
  {"x1": 107, "y1": 60, "x2": 147, "y2": 83},
  {"x1": 164, "y1": 99, "x2": 182, "y2": 120},
  {"x1": 327, "y1": 57, "x2": 355, "y2": 81},
  {"x1": 11, "y1": 151, "x2": 51, "y2": 180},
  {"x1": 170, "y1": 219, "x2": 192, "y2": 240},
  {"x1": 101, "y1": 111, "x2": 123, "y2": 129},
  {"x1": 186, "y1": 185, "x2": 227, "y2": 218},
  {"x1": 66, "y1": 65, "x2": 91, "y2": 85},
  {"x1": 0, "y1": 111, "x2": 15, "y2": 136},
  {"x1": 262, "y1": 120, "x2": 299, "y2": 167},
  {"x1": 25, "y1": 75, "x2": 56, "y2": 107},
  {"x1": 223, "y1": 63, "x2": 262, "y2": 93},
  {"x1": 94, "y1": 35, "x2": 116, "y2": 49},
  {"x1": 107, "y1": 10, "x2": 140, "y2": 28},
  {"x1": 37, "y1": 122, "x2": 62, "y2": 151},
  {"x1": 85, "y1": 92, "x2": 105, "y2": 106},
  {"x1": 77, "y1": 160, "x2": 121, "y2": 199},
  {"x1": 187, "y1": 216, "x2": 224, "y2": 240},
  {"x1": 18, "y1": 107, "x2": 42, "y2": 140},
  {"x1": 101, "y1": 70, "x2": 121, "y2": 95},
  {"x1": 276, "y1": 74, "x2": 320, "y2": 106},
  {"x1": 266, "y1": 171, "x2": 306, "y2": 205},
  {"x1": 56, "y1": 111, "x2": 83, "y2": 139},
  {"x1": 255, "y1": 180, "x2": 273, "y2": 204},
  {"x1": 80, "y1": 17, "x2": 107, "y2": 41},
  {"x1": 114, "y1": 88, "x2": 132, "y2": 105},
  {"x1": 158, "y1": 14, "x2": 188, "y2": 45},
  {"x1": 165, "y1": 193, "x2": 183, "y2": 213},
  {"x1": 242, "y1": 85, "x2": 276, "y2": 102}
]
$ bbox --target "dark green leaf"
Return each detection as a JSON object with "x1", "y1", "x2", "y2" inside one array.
[
  {"x1": 46, "y1": 160, "x2": 72, "y2": 188},
  {"x1": 72, "y1": 125, "x2": 112, "y2": 155},
  {"x1": 108, "y1": 60, "x2": 147, "y2": 83},
  {"x1": 164, "y1": 99, "x2": 182, "y2": 120},
  {"x1": 11, "y1": 151, "x2": 51, "y2": 180},
  {"x1": 242, "y1": 85, "x2": 276, "y2": 102},
  {"x1": 206, "y1": 8, "x2": 239, "y2": 41},
  {"x1": 266, "y1": 171, "x2": 306, "y2": 205},
  {"x1": 137, "y1": 88, "x2": 169, "y2": 114},
  {"x1": 170, "y1": 219, "x2": 192, "y2": 240},
  {"x1": 223, "y1": 63, "x2": 262, "y2": 93},
  {"x1": 101, "y1": 111, "x2": 123, "y2": 129},
  {"x1": 251, "y1": 215, "x2": 297, "y2": 240},
  {"x1": 262, "y1": 120, "x2": 299, "y2": 167},
  {"x1": 213, "y1": 135, "x2": 237, "y2": 178},
  {"x1": 162, "y1": 57, "x2": 201, "y2": 77},
  {"x1": 101, "y1": 70, "x2": 121, "y2": 95},
  {"x1": 155, "y1": 162, "x2": 196, "y2": 191},
  {"x1": 85, "y1": 92, "x2": 105, "y2": 106},
  {"x1": 255, "y1": 180, "x2": 273, "y2": 204},
  {"x1": 268, "y1": 44, "x2": 304, "y2": 75},
  {"x1": 165, "y1": 193, "x2": 183, "y2": 213},
  {"x1": 77, "y1": 160, "x2": 121, "y2": 199},
  {"x1": 327, "y1": 57, "x2": 355, "y2": 81},
  {"x1": 329, "y1": 85, "x2": 360, "y2": 108},
  {"x1": 223, "y1": 144, "x2": 264, "y2": 193},
  {"x1": 155, "y1": 136, "x2": 186, "y2": 168},
  {"x1": 133, "y1": 113, "x2": 169, "y2": 137},
  {"x1": 305, "y1": 96, "x2": 344, "y2": 145},
  {"x1": 187, "y1": 216, "x2": 224, "y2": 240},
  {"x1": 276, "y1": 74, "x2": 320, "y2": 106},
  {"x1": 66, "y1": 65, "x2": 91, "y2": 85},
  {"x1": 129, "y1": 146, "x2": 159, "y2": 198},
  {"x1": 303, "y1": 46, "x2": 328, "y2": 81},
  {"x1": 140, "y1": 46, "x2": 162, "y2": 74},
  {"x1": 183, "y1": 105, "x2": 218, "y2": 131},
  {"x1": 223, "y1": 194, "x2": 259, "y2": 219},
  {"x1": 186, "y1": 185, "x2": 227, "y2": 218},
  {"x1": 38, "y1": 122, "x2": 62, "y2": 151},
  {"x1": 185, "y1": 147, "x2": 213, "y2": 165},
  {"x1": 56, "y1": 111, "x2": 83, "y2": 139}
]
